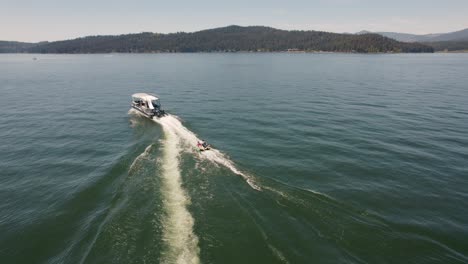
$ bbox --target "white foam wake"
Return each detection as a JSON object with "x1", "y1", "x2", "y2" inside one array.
[
  {"x1": 128, "y1": 144, "x2": 152, "y2": 172},
  {"x1": 159, "y1": 122, "x2": 200, "y2": 264},
  {"x1": 154, "y1": 114, "x2": 261, "y2": 191}
]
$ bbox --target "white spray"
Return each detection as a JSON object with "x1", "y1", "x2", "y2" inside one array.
[
  {"x1": 154, "y1": 114, "x2": 261, "y2": 191},
  {"x1": 128, "y1": 144, "x2": 152, "y2": 172},
  {"x1": 128, "y1": 109, "x2": 262, "y2": 263},
  {"x1": 159, "y1": 121, "x2": 200, "y2": 264},
  {"x1": 129, "y1": 109, "x2": 200, "y2": 263}
]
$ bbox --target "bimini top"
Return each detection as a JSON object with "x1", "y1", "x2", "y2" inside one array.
[{"x1": 132, "y1": 93, "x2": 159, "y2": 101}]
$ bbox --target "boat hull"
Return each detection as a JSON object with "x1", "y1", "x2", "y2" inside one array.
[
  {"x1": 132, "y1": 105, "x2": 154, "y2": 119},
  {"x1": 132, "y1": 105, "x2": 166, "y2": 119}
]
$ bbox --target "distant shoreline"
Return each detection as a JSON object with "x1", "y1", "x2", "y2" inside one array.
[
  {"x1": 1, "y1": 50, "x2": 445, "y2": 55},
  {"x1": 0, "y1": 26, "x2": 434, "y2": 54},
  {"x1": 435, "y1": 50, "x2": 468, "y2": 53},
  {"x1": 3, "y1": 50, "x2": 468, "y2": 55}
]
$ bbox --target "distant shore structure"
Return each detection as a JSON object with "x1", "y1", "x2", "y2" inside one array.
[{"x1": 286, "y1": 48, "x2": 305, "y2": 53}]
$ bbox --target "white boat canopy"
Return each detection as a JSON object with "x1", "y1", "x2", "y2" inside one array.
[
  {"x1": 132, "y1": 93, "x2": 162, "y2": 110},
  {"x1": 132, "y1": 93, "x2": 159, "y2": 101}
]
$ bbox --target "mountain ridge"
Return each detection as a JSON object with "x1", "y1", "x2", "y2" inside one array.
[
  {"x1": 357, "y1": 28, "x2": 468, "y2": 42},
  {"x1": 1, "y1": 25, "x2": 434, "y2": 53}
]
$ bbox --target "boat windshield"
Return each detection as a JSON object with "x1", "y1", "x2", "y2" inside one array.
[{"x1": 152, "y1": 99, "x2": 161, "y2": 108}]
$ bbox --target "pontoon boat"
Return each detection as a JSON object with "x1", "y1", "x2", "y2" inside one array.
[{"x1": 131, "y1": 93, "x2": 166, "y2": 119}]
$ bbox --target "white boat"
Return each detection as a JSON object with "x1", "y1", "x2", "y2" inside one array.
[{"x1": 131, "y1": 93, "x2": 166, "y2": 119}]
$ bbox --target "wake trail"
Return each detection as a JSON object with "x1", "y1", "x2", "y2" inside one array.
[
  {"x1": 128, "y1": 144, "x2": 152, "y2": 172},
  {"x1": 158, "y1": 123, "x2": 200, "y2": 264},
  {"x1": 154, "y1": 114, "x2": 261, "y2": 191}
]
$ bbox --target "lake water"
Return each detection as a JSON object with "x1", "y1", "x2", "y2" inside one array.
[{"x1": 1, "y1": 53, "x2": 467, "y2": 264}]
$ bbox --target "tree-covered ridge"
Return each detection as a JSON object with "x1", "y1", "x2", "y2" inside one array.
[
  {"x1": 423, "y1": 41, "x2": 468, "y2": 52},
  {"x1": 3, "y1": 26, "x2": 434, "y2": 53},
  {"x1": 0, "y1": 41, "x2": 38, "y2": 53}
]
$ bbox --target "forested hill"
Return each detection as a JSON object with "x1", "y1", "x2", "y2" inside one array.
[
  {"x1": 4, "y1": 26, "x2": 434, "y2": 53},
  {"x1": 0, "y1": 41, "x2": 38, "y2": 53}
]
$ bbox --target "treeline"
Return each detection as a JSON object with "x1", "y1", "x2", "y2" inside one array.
[
  {"x1": 423, "y1": 41, "x2": 468, "y2": 52},
  {"x1": 0, "y1": 41, "x2": 38, "y2": 53},
  {"x1": 2, "y1": 26, "x2": 434, "y2": 53}
]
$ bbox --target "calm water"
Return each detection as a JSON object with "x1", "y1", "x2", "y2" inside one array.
[{"x1": 1, "y1": 53, "x2": 467, "y2": 264}]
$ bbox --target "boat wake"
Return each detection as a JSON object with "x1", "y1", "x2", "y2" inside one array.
[
  {"x1": 128, "y1": 144, "x2": 152, "y2": 172},
  {"x1": 127, "y1": 109, "x2": 266, "y2": 263},
  {"x1": 127, "y1": 110, "x2": 327, "y2": 264},
  {"x1": 129, "y1": 109, "x2": 200, "y2": 263},
  {"x1": 159, "y1": 124, "x2": 200, "y2": 264},
  {"x1": 153, "y1": 114, "x2": 262, "y2": 191}
]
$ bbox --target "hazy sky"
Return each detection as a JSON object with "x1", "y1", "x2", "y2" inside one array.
[{"x1": 2, "y1": 0, "x2": 468, "y2": 42}]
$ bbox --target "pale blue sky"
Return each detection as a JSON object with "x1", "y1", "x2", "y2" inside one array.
[{"x1": 2, "y1": 0, "x2": 468, "y2": 42}]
